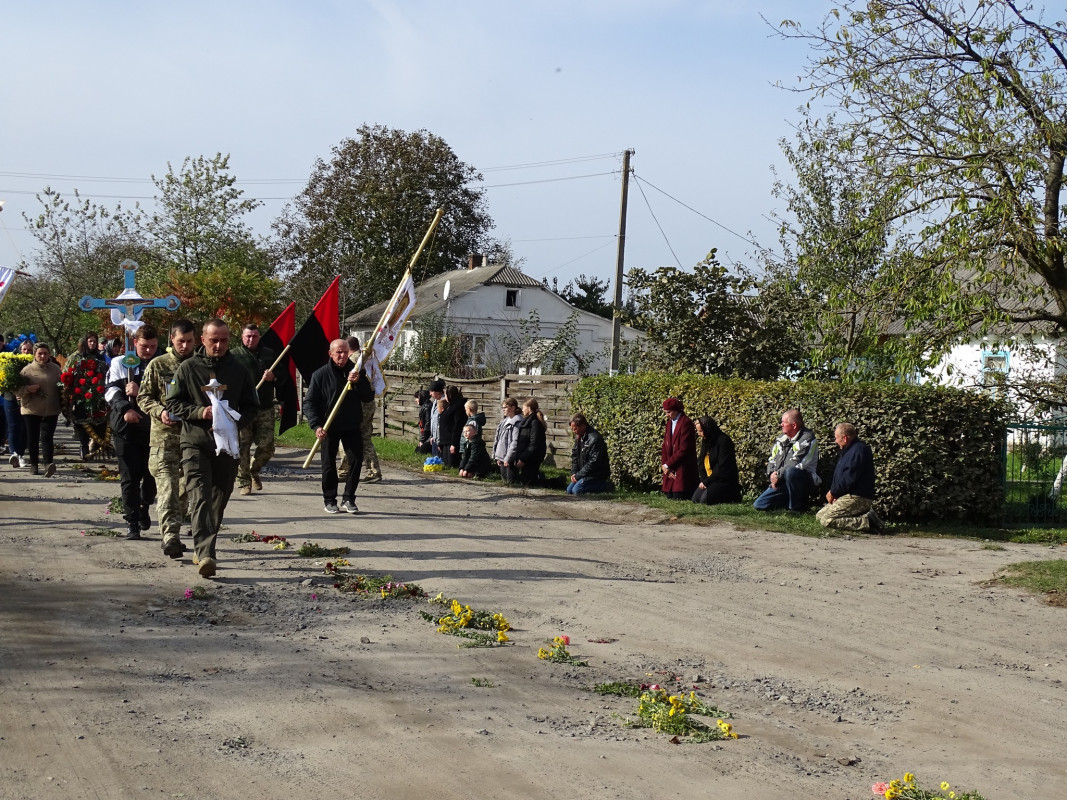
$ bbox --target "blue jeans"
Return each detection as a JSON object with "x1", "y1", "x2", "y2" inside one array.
[
  {"x1": 3, "y1": 397, "x2": 24, "y2": 456},
  {"x1": 567, "y1": 477, "x2": 612, "y2": 495},
  {"x1": 753, "y1": 467, "x2": 814, "y2": 512}
]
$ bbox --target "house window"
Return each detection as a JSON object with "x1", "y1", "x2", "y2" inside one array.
[
  {"x1": 981, "y1": 349, "x2": 1010, "y2": 395},
  {"x1": 469, "y1": 334, "x2": 488, "y2": 369},
  {"x1": 505, "y1": 289, "x2": 520, "y2": 308}
]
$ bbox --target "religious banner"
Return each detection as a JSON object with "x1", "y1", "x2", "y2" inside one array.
[
  {"x1": 371, "y1": 271, "x2": 416, "y2": 363},
  {"x1": 0, "y1": 267, "x2": 15, "y2": 310}
]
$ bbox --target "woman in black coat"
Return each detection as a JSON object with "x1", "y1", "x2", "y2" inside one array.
[
  {"x1": 691, "y1": 415, "x2": 742, "y2": 505},
  {"x1": 438, "y1": 385, "x2": 466, "y2": 468},
  {"x1": 506, "y1": 398, "x2": 547, "y2": 485}
]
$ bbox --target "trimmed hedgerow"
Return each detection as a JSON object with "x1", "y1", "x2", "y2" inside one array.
[{"x1": 572, "y1": 374, "x2": 1009, "y2": 524}]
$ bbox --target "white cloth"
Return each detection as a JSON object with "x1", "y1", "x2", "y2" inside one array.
[{"x1": 206, "y1": 393, "x2": 242, "y2": 457}]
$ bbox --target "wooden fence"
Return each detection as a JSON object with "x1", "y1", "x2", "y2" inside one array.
[{"x1": 378, "y1": 370, "x2": 580, "y2": 467}]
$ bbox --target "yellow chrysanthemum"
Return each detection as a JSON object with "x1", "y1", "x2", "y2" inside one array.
[
  {"x1": 940, "y1": 782, "x2": 950, "y2": 792},
  {"x1": 497, "y1": 631, "x2": 508, "y2": 643},
  {"x1": 904, "y1": 773, "x2": 914, "y2": 784}
]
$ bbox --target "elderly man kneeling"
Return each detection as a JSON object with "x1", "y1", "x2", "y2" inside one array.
[{"x1": 816, "y1": 423, "x2": 884, "y2": 532}]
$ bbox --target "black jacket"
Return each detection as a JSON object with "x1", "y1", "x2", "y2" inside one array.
[
  {"x1": 697, "y1": 424, "x2": 741, "y2": 491},
  {"x1": 166, "y1": 348, "x2": 259, "y2": 452},
  {"x1": 511, "y1": 413, "x2": 547, "y2": 466},
  {"x1": 438, "y1": 397, "x2": 467, "y2": 467},
  {"x1": 304, "y1": 361, "x2": 373, "y2": 434},
  {"x1": 571, "y1": 426, "x2": 610, "y2": 481},
  {"x1": 459, "y1": 434, "x2": 491, "y2": 476}
]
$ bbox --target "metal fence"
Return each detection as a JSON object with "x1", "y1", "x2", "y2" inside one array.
[{"x1": 1003, "y1": 422, "x2": 1067, "y2": 523}]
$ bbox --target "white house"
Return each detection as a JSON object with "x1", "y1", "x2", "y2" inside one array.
[{"x1": 345, "y1": 260, "x2": 645, "y2": 375}]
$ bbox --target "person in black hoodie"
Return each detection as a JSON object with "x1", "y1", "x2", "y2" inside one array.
[
  {"x1": 304, "y1": 339, "x2": 374, "y2": 515},
  {"x1": 438, "y1": 385, "x2": 466, "y2": 469},
  {"x1": 506, "y1": 397, "x2": 547, "y2": 485},
  {"x1": 105, "y1": 325, "x2": 159, "y2": 539},
  {"x1": 691, "y1": 415, "x2": 742, "y2": 505}
]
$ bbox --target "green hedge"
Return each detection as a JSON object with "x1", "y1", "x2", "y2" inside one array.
[{"x1": 572, "y1": 373, "x2": 1009, "y2": 523}]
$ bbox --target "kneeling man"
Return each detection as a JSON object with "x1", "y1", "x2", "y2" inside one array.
[
  {"x1": 753, "y1": 408, "x2": 820, "y2": 513},
  {"x1": 816, "y1": 422, "x2": 883, "y2": 532}
]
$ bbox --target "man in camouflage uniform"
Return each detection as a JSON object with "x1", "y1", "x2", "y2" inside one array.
[
  {"x1": 231, "y1": 322, "x2": 280, "y2": 496},
  {"x1": 339, "y1": 337, "x2": 382, "y2": 482},
  {"x1": 139, "y1": 318, "x2": 196, "y2": 558}
]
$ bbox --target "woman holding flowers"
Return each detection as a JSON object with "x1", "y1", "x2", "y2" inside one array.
[
  {"x1": 1, "y1": 339, "x2": 34, "y2": 468},
  {"x1": 63, "y1": 332, "x2": 108, "y2": 459},
  {"x1": 17, "y1": 342, "x2": 62, "y2": 477}
]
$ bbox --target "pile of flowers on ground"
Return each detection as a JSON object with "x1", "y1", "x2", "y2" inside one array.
[
  {"x1": 183, "y1": 586, "x2": 210, "y2": 600},
  {"x1": 231, "y1": 530, "x2": 289, "y2": 547},
  {"x1": 423, "y1": 456, "x2": 444, "y2": 472},
  {"x1": 296, "y1": 541, "x2": 351, "y2": 558},
  {"x1": 626, "y1": 688, "x2": 736, "y2": 743},
  {"x1": 325, "y1": 563, "x2": 426, "y2": 599},
  {"x1": 873, "y1": 773, "x2": 985, "y2": 799},
  {"x1": 537, "y1": 635, "x2": 588, "y2": 666},
  {"x1": 421, "y1": 594, "x2": 510, "y2": 647},
  {"x1": 81, "y1": 527, "x2": 120, "y2": 537}
]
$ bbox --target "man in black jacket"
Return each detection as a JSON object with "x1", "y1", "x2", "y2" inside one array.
[
  {"x1": 105, "y1": 325, "x2": 159, "y2": 539},
  {"x1": 304, "y1": 339, "x2": 373, "y2": 514},
  {"x1": 567, "y1": 413, "x2": 612, "y2": 495},
  {"x1": 166, "y1": 319, "x2": 259, "y2": 578}
]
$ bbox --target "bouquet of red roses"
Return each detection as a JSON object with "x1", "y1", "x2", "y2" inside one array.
[{"x1": 62, "y1": 355, "x2": 108, "y2": 424}]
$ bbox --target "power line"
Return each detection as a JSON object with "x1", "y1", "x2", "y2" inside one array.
[
  {"x1": 633, "y1": 175, "x2": 682, "y2": 269},
  {"x1": 631, "y1": 173, "x2": 785, "y2": 264}
]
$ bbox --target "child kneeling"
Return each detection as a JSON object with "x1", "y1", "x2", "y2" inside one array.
[{"x1": 458, "y1": 423, "x2": 491, "y2": 478}]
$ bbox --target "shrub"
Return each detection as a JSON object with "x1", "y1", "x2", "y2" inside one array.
[{"x1": 572, "y1": 374, "x2": 1009, "y2": 523}]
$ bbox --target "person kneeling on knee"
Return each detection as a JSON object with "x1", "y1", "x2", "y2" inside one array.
[
  {"x1": 753, "y1": 408, "x2": 820, "y2": 513},
  {"x1": 815, "y1": 422, "x2": 883, "y2": 532}
]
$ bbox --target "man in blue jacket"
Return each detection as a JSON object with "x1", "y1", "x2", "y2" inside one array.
[{"x1": 816, "y1": 422, "x2": 883, "y2": 532}]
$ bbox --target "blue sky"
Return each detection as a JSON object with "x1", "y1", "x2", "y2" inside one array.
[{"x1": 0, "y1": 1, "x2": 822, "y2": 296}]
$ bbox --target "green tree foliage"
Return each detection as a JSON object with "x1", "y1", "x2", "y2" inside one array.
[
  {"x1": 763, "y1": 113, "x2": 910, "y2": 379},
  {"x1": 775, "y1": 0, "x2": 1067, "y2": 384},
  {"x1": 152, "y1": 262, "x2": 282, "y2": 330},
  {"x1": 0, "y1": 189, "x2": 146, "y2": 353},
  {"x1": 625, "y1": 251, "x2": 804, "y2": 379},
  {"x1": 560, "y1": 273, "x2": 613, "y2": 319},
  {"x1": 139, "y1": 153, "x2": 268, "y2": 279},
  {"x1": 273, "y1": 124, "x2": 494, "y2": 317}
]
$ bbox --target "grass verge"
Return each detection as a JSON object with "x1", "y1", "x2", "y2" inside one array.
[{"x1": 994, "y1": 559, "x2": 1067, "y2": 607}]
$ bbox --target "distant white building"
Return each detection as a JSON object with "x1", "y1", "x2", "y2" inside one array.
[{"x1": 344, "y1": 259, "x2": 644, "y2": 375}]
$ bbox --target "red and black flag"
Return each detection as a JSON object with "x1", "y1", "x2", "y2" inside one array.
[
  {"x1": 289, "y1": 276, "x2": 340, "y2": 384},
  {"x1": 260, "y1": 302, "x2": 298, "y2": 434}
]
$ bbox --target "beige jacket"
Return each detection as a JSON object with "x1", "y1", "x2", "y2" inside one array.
[{"x1": 18, "y1": 360, "x2": 63, "y2": 417}]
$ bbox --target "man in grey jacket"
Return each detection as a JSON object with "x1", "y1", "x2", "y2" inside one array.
[{"x1": 753, "y1": 408, "x2": 820, "y2": 513}]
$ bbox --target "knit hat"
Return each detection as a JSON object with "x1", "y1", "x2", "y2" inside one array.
[{"x1": 662, "y1": 397, "x2": 683, "y2": 413}]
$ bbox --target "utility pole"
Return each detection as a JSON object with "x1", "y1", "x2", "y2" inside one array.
[{"x1": 609, "y1": 148, "x2": 634, "y2": 374}]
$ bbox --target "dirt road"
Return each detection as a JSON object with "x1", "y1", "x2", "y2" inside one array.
[{"x1": 1, "y1": 447, "x2": 1064, "y2": 799}]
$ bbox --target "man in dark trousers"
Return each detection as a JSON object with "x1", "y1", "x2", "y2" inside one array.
[
  {"x1": 304, "y1": 339, "x2": 373, "y2": 515},
  {"x1": 166, "y1": 319, "x2": 259, "y2": 578},
  {"x1": 567, "y1": 412, "x2": 612, "y2": 495},
  {"x1": 816, "y1": 422, "x2": 883, "y2": 532},
  {"x1": 231, "y1": 322, "x2": 280, "y2": 496},
  {"x1": 105, "y1": 325, "x2": 159, "y2": 539}
]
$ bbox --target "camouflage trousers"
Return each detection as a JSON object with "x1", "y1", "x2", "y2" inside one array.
[
  {"x1": 816, "y1": 494, "x2": 877, "y2": 531},
  {"x1": 339, "y1": 402, "x2": 380, "y2": 479},
  {"x1": 238, "y1": 407, "x2": 276, "y2": 487},
  {"x1": 149, "y1": 439, "x2": 187, "y2": 543}
]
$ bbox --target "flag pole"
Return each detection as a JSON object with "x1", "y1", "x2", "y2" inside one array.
[
  {"x1": 255, "y1": 344, "x2": 291, "y2": 390},
  {"x1": 301, "y1": 207, "x2": 444, "y2": 470}
]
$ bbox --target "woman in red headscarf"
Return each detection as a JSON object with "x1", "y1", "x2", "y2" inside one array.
[{"x1": 660, "y1": 397, "x2": 698, "y2": 500}]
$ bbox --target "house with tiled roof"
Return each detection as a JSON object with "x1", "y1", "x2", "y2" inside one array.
[{"x1": 344, "y1": 257, "x2": 644, "y2": 375}]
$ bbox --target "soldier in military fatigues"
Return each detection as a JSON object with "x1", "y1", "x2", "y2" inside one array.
[
  {"x1": 231, "y1": 323, "x2": 280, "y2": 496},
  {"x1": 139, "y1": 318, "x2": 196, "y2": 558}
]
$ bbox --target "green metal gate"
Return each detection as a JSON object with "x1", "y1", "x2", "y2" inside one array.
[{"x1": 1003, "y1": 422, "x2": 1067, "y2": 524}]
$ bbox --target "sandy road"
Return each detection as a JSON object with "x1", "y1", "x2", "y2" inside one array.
[{"x1": 1, "y1": 447, "x2": 1065, "y2": 799}]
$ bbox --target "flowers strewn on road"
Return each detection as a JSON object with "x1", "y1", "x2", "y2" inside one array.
[
  {"x1": 628, "y1": 688, "x2": 736, "y2": 743},
  {"x1": 421, "y1": 594, "x2": 511, "y2": 648},
  {"x1": 871, "y1": 773, "x2": 984, "y2": 799},
  {"x1": 537, "y1": 635, "x2": 588, "y2": 666},
  {"x1": 326, "y1": 564, "x2": 426, "y2": 600}
]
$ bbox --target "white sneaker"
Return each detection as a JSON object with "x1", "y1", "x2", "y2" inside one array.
[
  {"x1": 339, "y1": 499, "x2": 359, "y2": 514},
  {"x1": 9, "y1": 453, "x2": 22, "y2": 469},
  {"x1": 324, "y1": 502, "x2": 339, "y2": 515}
]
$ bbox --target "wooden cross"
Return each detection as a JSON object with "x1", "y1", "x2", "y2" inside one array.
[{"x1": 201, "y1": 376, "x2": 228, "y2": 401}]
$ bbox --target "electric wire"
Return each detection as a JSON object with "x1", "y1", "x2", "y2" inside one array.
[{"x1": 633, "y1": 172, "x2": 683, "y2": 269}]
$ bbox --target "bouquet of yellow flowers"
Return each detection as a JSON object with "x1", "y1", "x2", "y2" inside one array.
[{"x1": 0, "y1": 352, "x2": 33, "y2": 394}]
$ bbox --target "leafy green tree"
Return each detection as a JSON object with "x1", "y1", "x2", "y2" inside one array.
[
  {"x1": 138, "y1": 153, "x2": 267, "y2": 279},
  {"x1": 0, "y1": 189, "x2": 146, "y2": 353},
  {"x1": 775, "y1": 0, "x2": 1067, "y2": 381},
  {"x1": 763, "y1": 113, "x2": 910, "y2": 378},
  {"x1": 273, "y1": 124, "x2": 494, "y2": 317},
  {"x1": 625, "y1": 251, "x2": 804, "y2": 379},
  {"x1": 560, "y1": 274, "x2": 613, "y2": 319}
]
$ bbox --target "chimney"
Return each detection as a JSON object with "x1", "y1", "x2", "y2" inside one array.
[{"x1": 467, "y1": 253, "x2": 487, "y2": 270}]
